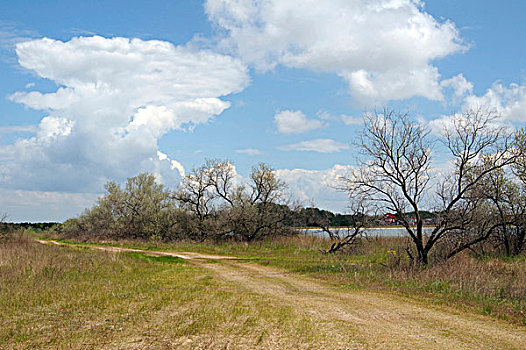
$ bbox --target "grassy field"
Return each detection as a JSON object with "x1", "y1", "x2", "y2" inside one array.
[
  {"x1": 39, "y1": 233, "x2": 526, "y2": 325},
  {"x1": 2, "y1": 231, "x2": 525, "y2": 348},
  {"x1": 0, "y1": 234, "x2": 333, "y2": 349}
]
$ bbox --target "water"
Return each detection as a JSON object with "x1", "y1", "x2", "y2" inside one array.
[{"x1": 301, "y1": 227, "x2": 435, "y2": 237}]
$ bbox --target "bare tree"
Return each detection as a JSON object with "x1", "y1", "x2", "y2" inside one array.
[
  {"x1": 0, "y1": 212, "x2": 9, "y2": 237},
  {"x1": 221, "y1": 163, "x2": 293, "y2": 241},
  {"x1": 343, "y1": 109, "x2": 433, "y2": 263},
  {"x1": 453, "y1": 161, "x2": 525, "y2": 257},
  {"x1": 344, "y1": 108, "x2": 518, "y2": 265},
  {"x1": 173, "y1": 162, "x2": 220, "y2": 241},
  {"x1": 304, "y1": 197, "x2": 372, "y2": 254},
  {"x1": 175, "y1": 160, "x2": 294, "y2": 241}
]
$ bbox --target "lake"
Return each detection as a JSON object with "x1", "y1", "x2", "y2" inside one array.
[{"x1": 300, "y1": 227, "x2": 435, "y2": 237}]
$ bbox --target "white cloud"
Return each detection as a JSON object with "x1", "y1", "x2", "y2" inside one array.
[
  {"x1": 441, "y1": 73, "x2": 473, "y2": 99},
  {"x1": 206, "y1": 0, "x2": 465, "y2": 106},
  {"x1": 340, "y1": 115, "x2": 363, "y2": 126},
  {"x1": 317, "y1": 110, "x2": 362, "y2": 125},
  {"x1": 280, "y1": 138, "x2": 350, "y2": 153},
  {"x1": 235, "y1": 148, "x2": 262, "y2": 155},
  {"x1": 464, "y1": 82, "x2": 526, "y2": 122},
  {"x1": 0, "y1": 188, "x2": 99, "y2": 222},
  {"x1": 316, "y1": 110, "x2": 336, "y2": 121},
  {"x1": 3, "y1": 36, "x2": 249, "y2": 192},
  {"x1": 274, "y1": 109, "x2": 325, "y2": 134},
  {"x1": 0, "y1": 125, "x2": 37, "y2": 133},
  {"x1": 157, "y1": 151, "x2": 185, "y2": 177},
  {"x1": 0, "y1": 22, "x2": 39, "y2": 63},
  {"x1": 426, "y1": 81, "x2": 526, "y2": 135},
  {"x1": 277, "y1": 164, "x2": 354, "y2": 212}
]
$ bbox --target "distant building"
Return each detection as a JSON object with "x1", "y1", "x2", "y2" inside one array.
[{"x1": 384, "y1": 213, "x2": 397, "y2": 225}]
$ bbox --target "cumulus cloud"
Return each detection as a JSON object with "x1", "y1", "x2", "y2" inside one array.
[
  {"x1": 277, "y1": 164, "x2": 354, "y2": 212},
  {"x1": 274, "y1": 109, "x2": 325, "y2": 134},
  {"x1": 280, "y1": 138, "x2": 350, "y2": 153},
  {"x1": 235, "y1": 148, "x2": 262, "y2": 155},
  {"x1": 441, "y1": 73, "x2": 473, "y2": 100},
  {"x1": 426, "y1": 81, "x2": 526, "y2": 135},
  {"x1": 2, "y1": 36, "x2": 249, "y2": 192},
  {"x1": 206, "y1": 0, "x2": 465, "y2": 106},
  {"x1": 464, "y1": 82, "x2": 526, "y2": 122}
]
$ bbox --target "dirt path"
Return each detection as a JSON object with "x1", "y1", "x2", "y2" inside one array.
[
  {"x1": 36, "y1": 240, "x2": 238, "y2": 260},
  {"x1": 38, "y1": 240, "x2": 526, "y2": 349},
  {"x1": 197, "y1": 260, "x2": 526, "y2": 349}
]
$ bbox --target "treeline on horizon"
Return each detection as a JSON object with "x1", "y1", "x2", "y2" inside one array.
[
  {"x1": 58, "y1": 108, "x2": 526, "y2": 265},
  {"x1": 56, "y1": 161, "x2": 422, "y2": 243},
  {"x1": 0, "y1": 222, "x2": 59, "y2": 233},
  {"x1": 0, "y1": 209, "x2": 437, "y2": 235},
  {"x1": 3, "y1": 108, "x2": 526, "y2": 265}
]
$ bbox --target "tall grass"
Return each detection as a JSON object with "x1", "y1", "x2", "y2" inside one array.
[
  {"x1": 35, "y1": 230, "x2": 526, "y2": 324},
  {"x1": 44, "y1": 232, "x2": 526, "y2": 324},
  {"x1": 0, "y1": 232, "x2": 335, "y2": 349}
]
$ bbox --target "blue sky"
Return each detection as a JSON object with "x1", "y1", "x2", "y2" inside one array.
[{"x1": 0, "y1": 0, "x2": 525, "y2": 221}]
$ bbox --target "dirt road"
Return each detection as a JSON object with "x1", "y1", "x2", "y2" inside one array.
[
  {"x1": 197, "y1": 260, "x2": 526, "y2": 349},
  {"x1": 38, "y1": 240, "x2": 526, "y2": 349}
]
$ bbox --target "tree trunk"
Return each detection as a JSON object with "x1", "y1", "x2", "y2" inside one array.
[{"x1": 415, "y1": 220, "x2": 429, "y2": 265}]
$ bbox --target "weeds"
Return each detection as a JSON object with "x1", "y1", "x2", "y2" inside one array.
[
  {"x1": 50, "y1": 233, "x2": 526, "y2": 324},
  {"x1": 31, "y1": 230, "x2": 526, "y2": 325},
  {"x1": 0, "y1": 233, "x2": 333, "y2": 349}
]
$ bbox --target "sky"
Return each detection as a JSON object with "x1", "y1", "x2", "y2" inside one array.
[{"x1": 0, "y1": 0, "x2": 525, "y2": 221}]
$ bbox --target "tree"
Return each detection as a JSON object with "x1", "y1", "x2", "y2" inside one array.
[
  {"x1": 344, "y1": 108, "x2": 518, "y2": 265},
  {"x1": 67, "y1": 173, "x2": 178, "y2": 240},
  {"x1": 0, "y1": 212, "x2": 9, "y2": 237},
  {"x1": 212, "y1": 162, "x2": 293, "y2": 241},
  {"x1": 313, "y1": 196, "x2": 373, "y2": 254},
  {"x1": 173, "y1": 161, "x2": 222, "y2": 241},
  {"x1": 453, "y1": 160, "x2": 525, "y2": 257},
  {"x1": 174, "y1": 160, "x2": 295, "y2": 241}
]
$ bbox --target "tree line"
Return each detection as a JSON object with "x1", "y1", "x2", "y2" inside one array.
[
  {"x1": 57, "y1": 107, "x2": 526, "y2": 265},
  {"x1": 62, "y1": 162, "x2": 299, "y2": 242}
]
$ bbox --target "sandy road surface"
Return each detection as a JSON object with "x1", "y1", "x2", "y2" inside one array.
[
  {"x1": 196, "y1": 260, "x2": 526, "y2": 349},
  {"x1": 37, "y1": 240, "x2": 526, "y2": 349},
  {"x1": 36, "y1": 240, "x2": 237, "y2": 260}
]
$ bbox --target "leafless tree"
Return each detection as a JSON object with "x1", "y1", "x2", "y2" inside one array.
[
  {"x1": 175, "y1": 160, "x2": 294, "y2": 241},
  {"x1": 0, "y1": 212, "x2": 9, "y2": 237},
  {"x1": 305, "y1": 197, "x2": 373, "y2": 254},
  {"x1": 220, "y1": 163, "x2": 293, "y2": 241},
  {"x1": 173, "y1": 162, "x2": 220, "y2": 241},
  {"x1": 451, "y1": 161, "x2": 525, "y2": 257},
  {"x1": 343, "y1": 108, "x2": 519, "y2": 265}
]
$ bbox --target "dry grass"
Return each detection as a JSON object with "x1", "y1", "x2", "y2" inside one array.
[
  {"x1": 35, "y1": 231, "x2": 526, "y2": 324},
  {"x1": 0, "y1": 233, "x2": 334, "y2": 349},
  {"x1": 42, "y1": 232, "x2": 526, "y2": 325}
]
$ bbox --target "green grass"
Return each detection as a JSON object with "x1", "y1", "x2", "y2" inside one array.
[
  {"x1": 35, "y1": 231, "x2": 526, "y2": 325},
  {"x1": 124, "y1": 251, "x2": 185, "y2": 264},
  {"x1": 40, "y1": 232, "x2": 526, "y2": 325},
  {"x1": 0, "y1": 234, "x2": 334, "y2": 349}
]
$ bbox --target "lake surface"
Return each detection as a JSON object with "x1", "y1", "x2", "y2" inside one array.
[{"x1": 300, "y1": 227, "x2": 435, "y2": 237}]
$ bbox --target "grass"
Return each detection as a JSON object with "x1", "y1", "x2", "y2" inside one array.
[
  {"x1": 0, "y1": 233, "x2": 336, "y2": 349},
  {"x1": 39, "y1": 232, "x2": 526, "y2": 325}
]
